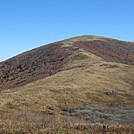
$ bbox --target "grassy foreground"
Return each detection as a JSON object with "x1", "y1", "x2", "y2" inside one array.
[{"x1": 0, "y1": 120, "x2": 134, "y2": 134}]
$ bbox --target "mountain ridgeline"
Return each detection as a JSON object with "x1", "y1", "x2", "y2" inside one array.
[{"x1": 0, "y1": 35, "x2": 134, "y2": 90}]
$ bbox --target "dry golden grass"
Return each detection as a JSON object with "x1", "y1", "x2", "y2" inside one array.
[
  {"x1": 0, "y1": 55, "x2": 134, "y2": 111},
  {"x1": 0, "y1": 119, "x2": 134, "y2": 134},
  {"x1": 0, "y1": 50, "x2": 134, "y2": 129}
]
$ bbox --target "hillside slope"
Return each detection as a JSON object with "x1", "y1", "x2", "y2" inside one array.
[
  {"x1": 0, "y1": 35, "x2": 134, "y2": 90},
  {"x1": 0, "y1": 35, "x2": 134, "y2": 124},
  {"x1": 0, "y1": 59, "x2": 134, "y2": 124}
]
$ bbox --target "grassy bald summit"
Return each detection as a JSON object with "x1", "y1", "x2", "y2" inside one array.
[
  {"x1": 0, "y1": 35, "x2": 134, "y2": 90},
  {"x1": 0, "y1": 35, "x2": 134, "y2": 130}
]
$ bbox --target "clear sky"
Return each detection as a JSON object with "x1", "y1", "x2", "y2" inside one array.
[{"x1": 0, "y1": 0, "x2": 134, "y2": 62}]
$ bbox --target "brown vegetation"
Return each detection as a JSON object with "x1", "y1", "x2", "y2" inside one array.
[
  {"x1": 0, "y1": 119, "x2": 134, "y2": 134},
  {"x1": 0, "y1": 35, "x2": 134, "y2": 90},
  {"x1": 0, "y1": 35, "x2": 134, "y2": 133}
]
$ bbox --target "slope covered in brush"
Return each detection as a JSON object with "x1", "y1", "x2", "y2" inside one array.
[
  {"x1": 63, "y1": 35, "x2": 134, "y2": 65},
  {"x1": 0, "y1": 35, "x2": 134, "y2": 90},
  {"x1": 0, "y1": 42, "x2": 72, "y2": 89}
]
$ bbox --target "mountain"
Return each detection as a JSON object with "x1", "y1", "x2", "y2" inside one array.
[
  {"x1": 0, "y1": 35, "x2": 134, "y2": 90},
  {"x1": 0, "y1": 35, "x2": 134, "y2": 125}
]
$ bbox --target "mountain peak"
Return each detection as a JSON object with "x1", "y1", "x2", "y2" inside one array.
[{"x1": 0, "y1": 35, "x2": 134, "y2": 90}]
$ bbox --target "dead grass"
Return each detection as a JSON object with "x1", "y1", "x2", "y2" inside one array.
[
  {"x1": 0, "y1": 52, "x2": 134, "y2": 130},
  {"x1": 0, "y1": 59, "x2": 134, "y2": 113},
  {"x1": 0, "y1": 119, "x2": 133, "y2": 134}
]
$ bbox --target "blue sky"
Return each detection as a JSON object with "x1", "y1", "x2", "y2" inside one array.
[{"x1": 0, "y1": 0, "x2": 134, "y2": 61}]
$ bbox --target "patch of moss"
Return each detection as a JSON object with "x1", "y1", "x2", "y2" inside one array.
[
  {"x1": 67, "y1": 46, "x2": 79, "y2": 52},
  {"x1": 71, "y1": 54, "x2": 88, "y2": 60}
]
